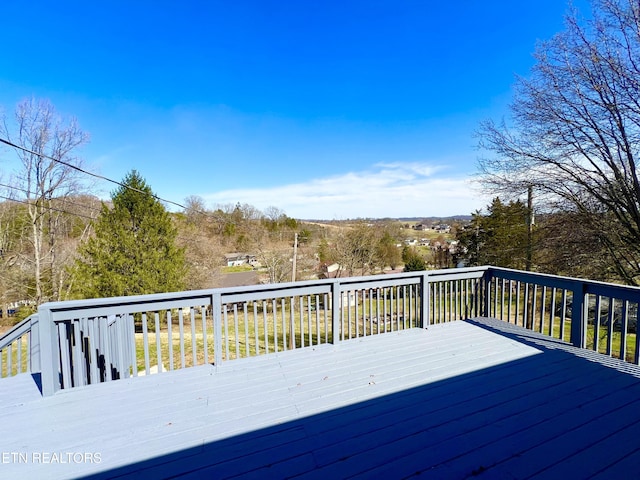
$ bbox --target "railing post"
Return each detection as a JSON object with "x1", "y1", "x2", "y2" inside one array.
[
  {"x1": 213, "y1": 293, "x2": 223, "y2": 367},
  {"x1": 420, "y1": 272, "x2": 429, "y2": 328},
  {"x1": 331, "y1": 280, "x2": 340, "y2": 343},
  {"x1": 29, "y1": 314, "x2": 41, "y2": 374},
  {"x1": 570, "y1": 282, "x2": 587, "y2": 348},
  {"x1": 37, "y1": 306, "x2": 59, "y2": 396},
  {"x1": 483, "y1": 268, "x2": 492, "y2": 318}
]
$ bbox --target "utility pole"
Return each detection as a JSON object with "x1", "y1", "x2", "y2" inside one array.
[
  {"x1": 526, "y1": 185, "x2": 534, "y2": 329},
  {"x1": 291, "y1": 232, "x2": 298, "y2": 282},
  {"x1": 526, "y1": 185, "x2": 534, "y2": 272},
  {"x1": 289, "y1": 232, "x2": 298, "y2": 351}
]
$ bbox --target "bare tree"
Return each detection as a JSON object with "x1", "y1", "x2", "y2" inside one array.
[
  {"x1": 0, "y1": 201, "x2": 29, "y2": 321},
  {"x1": 257, "y1": 247, "x2": 292, "y2": 284},
  {"x1": 477, "y1": 0, "x2": 640, "y2": 284},
  {"x1": 332, "y1": 223, "x2": 379, "y2": 277},
  {"x1": 177, "y1": 197, "x2": 224, "y2": 290},
  {"x1": 2, "y1": 98, "x2": 89, "y2": 302}
]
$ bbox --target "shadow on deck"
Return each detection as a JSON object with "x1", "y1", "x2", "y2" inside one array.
[{"x1": 72, "y1": 318, "x2": 640, "y2": 479}]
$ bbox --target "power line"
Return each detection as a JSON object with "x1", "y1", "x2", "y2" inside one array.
[
  {"x1": 0, "y1": 194, "x2": 97, "y2": 221},
  {"x1": 0, "y1": 136, "x2": 190, "y2": 212},
  {"x1": 0, "y1": 181, "x2": 234, "y2": 246},
  {"x1": 0, "y1": 182, "x2": 103, "y2": 214}
]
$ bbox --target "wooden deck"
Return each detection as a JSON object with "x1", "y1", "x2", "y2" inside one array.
[{"x1": 2, "y1": 317, "x2": 640, "y2": 479}]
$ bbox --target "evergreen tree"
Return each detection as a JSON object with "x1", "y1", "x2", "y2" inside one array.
[
  {"x1": 456, "y1": 198, "x2": 530, "y2": 269},
  {"x1": 73, "y1": 171, "x2": 185, "y2": 298},
  {"x1": 402, "y1": 246, "x2": 426, "y2": 272}
]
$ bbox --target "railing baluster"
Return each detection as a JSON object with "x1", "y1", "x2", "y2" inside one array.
[
  {"x1": 606, "y1": 298, "x2": 615, "y2": 356},
  {"x1": 155, "y1": 313, "x2": 162, "y2": 373},
  {"x1": 306, "y1": 296, "x2": 311, "y2": 345},
  {"x1": 409, "y1": 285, "x2": 414, "y2": 328},
  {"x1": 315, "y1": 295, "x2": 320, "y2": 344},
  {"x1": 233, "y1": 304, "x2": 240, "y2": 358},
  {"x1": 507, "y1": 280, "x2": 513, "y2": 324},
  {"x1": 272, "y1": 300, "x2": 278, "y2": 352},
  {"x1": 298, "y1": 296, "x2": 304, "y2": 348},
  {"x1": 243, "y1": 303, "x2": 249, "y2": 357},
  {"x1": 445, "y1": 279, "x2": 450, "y2": 322},
  {"x1": 281, "y1": 298, "x2": 286, "y2": 351},
  {"x1": 377, "y1": 288, "x2": 382, "y2": 333},
  {"x1": 620, "y1": 300, "x2": 629, "y2": 361},
  {"x1": 87, "y1": 318, "x2": 98, "y2": 382},
  {"x1": 128, "y1": 314, "x2": 137, "y2": 378},
  {"x1": 202, "y1": 306, "x2": 209, "y2": 364},
  {"x1": 515, "y1": 282, "x2": 521, "y2": 327},
  {"x1": 191, "y1": 308, "x2": 197, "y2": 366},
  {"x1": 634, "y1": 304, "x2": 640, "y2": 365},
  {"x1": 550, "y1": 287, "x2": 557, "y2": 337},
  {"x1": 594, "y1": 295, "x2": 602, "y2": 353},
  {"x1": 391, "y1": 287, "x2": 397, "y2": 330},
  {"x1": 531, "y1": 285, "x2": 538, "y2": 331},
  {"x1": 179, "y1": 309, "x2": 185, "y2": 368},
  {"x1": 253, "y1": 302, "x2": 259, "y2": 355},
  {"x1": 72, "y1": 319, "x2": 83, "y2": 385},
  {"x1": 349, "y1": 290, "x2": 360, "y2": 338},
  {"x1": 115, "y1": 316, "x2": 126, "y2": 378},
  {"x1": 524, "y1": 283, "x2": 530, "y2": 328},
  {"x1": 142, "y1": 313, "x2": 149, "y2": 375},
  {"x1": 500, "y1": 278, "x2": 505, "y2": 321},
  {"x1": 560, "y1": 289, "x2": 567, "y2": 341},
  {"x1": 438, "y1": 282, "x2": 443, "y2": 322},
  {"x1": 17, "y1": 337, "x2": 22, "y2": 375},
  {"x1": 262, "y1": 301, "x2": 269, "y2": 354},
  {"x1": 539, "y1": 286, "x2": 546, "y2": 334},
  {"x1": 167, "y1": 311, "x2": 174, "y2": 370},
  {"x1": 58, "y1": 323, "x2": 72, "y2": 387},
  {"x1": 7, "y1": 343, "x2": 12, "y2": 377}
]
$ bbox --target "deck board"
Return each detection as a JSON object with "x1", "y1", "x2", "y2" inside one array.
[{"x1": 2, "y1": 318, "x2": 640, "y2": 479}]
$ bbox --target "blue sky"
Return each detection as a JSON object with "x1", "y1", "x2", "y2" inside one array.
[{"x1": 0, "y1": 0, "x2": 590, "y2": 219}]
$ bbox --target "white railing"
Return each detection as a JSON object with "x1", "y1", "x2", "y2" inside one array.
[
  {"x1": 0, "y1": 314, "x2": 39, "y2": 379},
  {"x1": 25, "y1": 267, "x2": 485, "y2": 395},
  {"x1": 484, "y1": 267, "x2": 640, "y2": 363},
  {"x1": 7, "y1": 265, "x2": 640, "y2": 397}
]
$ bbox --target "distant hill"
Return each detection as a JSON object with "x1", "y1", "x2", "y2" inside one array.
[
  {"x1": 301, "y1": 215, "x2": 473, "y2": 223},
  {"x1": 399, "y1": 216, "x2": 473, "y2": 223}
]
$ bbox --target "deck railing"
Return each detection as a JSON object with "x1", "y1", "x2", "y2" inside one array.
[
  {"x1": 0, "y1": 314, "x2": 39, "y2": 379},
  {"x1": 4, "y1": 265, "x2": 640, "y2": 396},
  {"x1": 484, "y1": 267, "x2": 640, "y2": 363}
]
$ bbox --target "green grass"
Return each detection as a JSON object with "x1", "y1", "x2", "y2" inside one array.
[
  {"x1": 0, "y1": 339, "x2": 30, "y2": 377},
  {"x1": 222, "y1": 265, "x2": 254, "y2": 273},
  {"x1": 494, "y1": 308, "x2": 637, "y2": 363}
]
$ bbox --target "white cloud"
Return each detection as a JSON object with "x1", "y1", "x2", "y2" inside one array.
[{"x1": 202, "y1": 162, "x2": 489, "y2": 219}]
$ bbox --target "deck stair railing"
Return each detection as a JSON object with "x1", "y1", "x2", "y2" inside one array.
[{"x1": 0, "y1": 313, "x2": 39, "y2": 379}]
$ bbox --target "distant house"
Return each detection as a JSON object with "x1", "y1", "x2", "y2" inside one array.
[
  {"x1": 224, "y1": 253, "x2": 258, "y2": 268},
  {"x1": 432, "y1": 224, "x2": 451, "y2": 234},
  {"x1": 319, "y1": 263, "x2": 343, "y2": 279}
]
